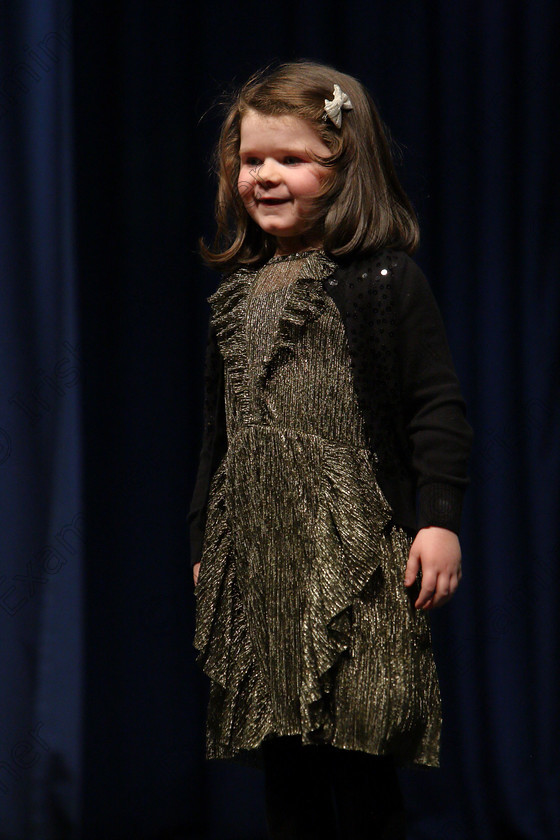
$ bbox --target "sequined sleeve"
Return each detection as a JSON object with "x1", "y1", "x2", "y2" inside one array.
[{"x1": 395, "y1": 256, "x2": 473, "y2": 532}]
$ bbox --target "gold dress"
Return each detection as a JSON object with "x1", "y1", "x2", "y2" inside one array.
[{"x1": 193, "y1": 250, "x2": 441, "y2": 770}]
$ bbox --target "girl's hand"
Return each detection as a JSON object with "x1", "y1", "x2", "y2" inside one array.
[
  {"x1": 193, "y1": 562, "x2": 201, "y2": 587},
  {"x1": 404, "y1": 527, "x2": 462, "y2": 610}
]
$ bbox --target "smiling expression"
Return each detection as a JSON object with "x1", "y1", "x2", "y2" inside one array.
[{"x1": 237, "y1": 110, "x2": 332, "y2": 255}]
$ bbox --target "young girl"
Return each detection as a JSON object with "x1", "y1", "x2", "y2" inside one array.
[{"x1": 188, "y1": 61, "x2": 472, "y2": 839}]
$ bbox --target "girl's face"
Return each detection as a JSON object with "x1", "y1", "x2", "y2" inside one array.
[{"x1": 237, "y1": 109, "x2": 332, "y2": 256}]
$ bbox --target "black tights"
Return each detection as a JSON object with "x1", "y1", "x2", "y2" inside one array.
[{"x1": 262, "y1": 735, "x2": 407, "y2": 839}]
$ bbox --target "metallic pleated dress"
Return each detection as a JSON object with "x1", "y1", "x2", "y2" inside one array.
[{"x1": 193, "y1": 250, "x2": 442, "y2": 770}]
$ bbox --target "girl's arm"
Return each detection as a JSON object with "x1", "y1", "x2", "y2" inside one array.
[
  {"x1": 395, "y1": 256, "x2": 473, "y2": 609},
  {"x1": 188, "y1": 321, "x2": 227, "y2": 583}
]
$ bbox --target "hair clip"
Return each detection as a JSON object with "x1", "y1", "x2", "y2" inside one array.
[{"x1": 323, "y1": 84, "x2": 353, "y2": 128}]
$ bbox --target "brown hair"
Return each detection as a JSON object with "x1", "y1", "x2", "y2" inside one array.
[{"x1": 200, "y1": 60, "x2": 419, "y2": 270}]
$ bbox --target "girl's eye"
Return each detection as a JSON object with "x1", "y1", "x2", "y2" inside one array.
[
  {"x1": 284, "y1": 156, "x2": 303, "y2": 165},
  {"x1": 243, "y1": 157, "x2": 261, "y2": 166}
]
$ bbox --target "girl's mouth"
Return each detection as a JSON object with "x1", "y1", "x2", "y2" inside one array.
[{"x1": 257, "y1": 197, "x2": 289, "y2": 205}]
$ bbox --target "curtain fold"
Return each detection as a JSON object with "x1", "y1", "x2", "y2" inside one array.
[{"x1": 0, "y1": 4, "x2": 83, "y2": 839}]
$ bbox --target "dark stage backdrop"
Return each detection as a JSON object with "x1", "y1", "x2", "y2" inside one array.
[{"x1": 1, "y1": 1, "x2": 558, "y2": 838}]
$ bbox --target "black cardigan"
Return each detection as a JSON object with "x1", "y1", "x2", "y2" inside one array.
[{"x1": 188, "y1": 248, "x2": 473, "y2": 569}]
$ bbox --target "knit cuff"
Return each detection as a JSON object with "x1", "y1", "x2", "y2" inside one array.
[
  {"x1": 417, "y1": 482, "x2": 465, "y2": 535},
  {"x1": 187, "y1": 508, "x2": 204, "y2": 569}
]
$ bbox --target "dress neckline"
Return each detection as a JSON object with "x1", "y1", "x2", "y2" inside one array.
[{"x1": 268, "y1": 249, "x2": 325, "y2": 264}]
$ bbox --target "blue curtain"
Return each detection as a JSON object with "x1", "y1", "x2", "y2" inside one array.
[
  {"x1": 0, "y1": 3, "x2": 83, "y2": 839},
  {"x1": 1, "y1": 1, "x2": 558, "y2": 838}
]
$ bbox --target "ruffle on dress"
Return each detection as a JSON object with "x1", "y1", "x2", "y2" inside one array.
[
  {"x1": 207, "y1": 253, "x2": 334, "y2": 419},
  {"x1": 193, "y1": 459, "x2": 273, "y2": 764},
  {"x1": 206, "y1": 267, "x2": 253, "y2": 421},
  {"x1": 300, "y1": 438, "x2": 393, "y2": 740}
]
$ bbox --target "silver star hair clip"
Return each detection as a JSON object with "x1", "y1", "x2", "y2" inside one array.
[{"x1": 323, "y1": 84, "x2": 353, "y2": 128}]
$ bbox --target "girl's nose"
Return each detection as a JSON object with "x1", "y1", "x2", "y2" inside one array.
[{"x1": 254, "y1": 159, "x2": 280, "y2": 186}]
